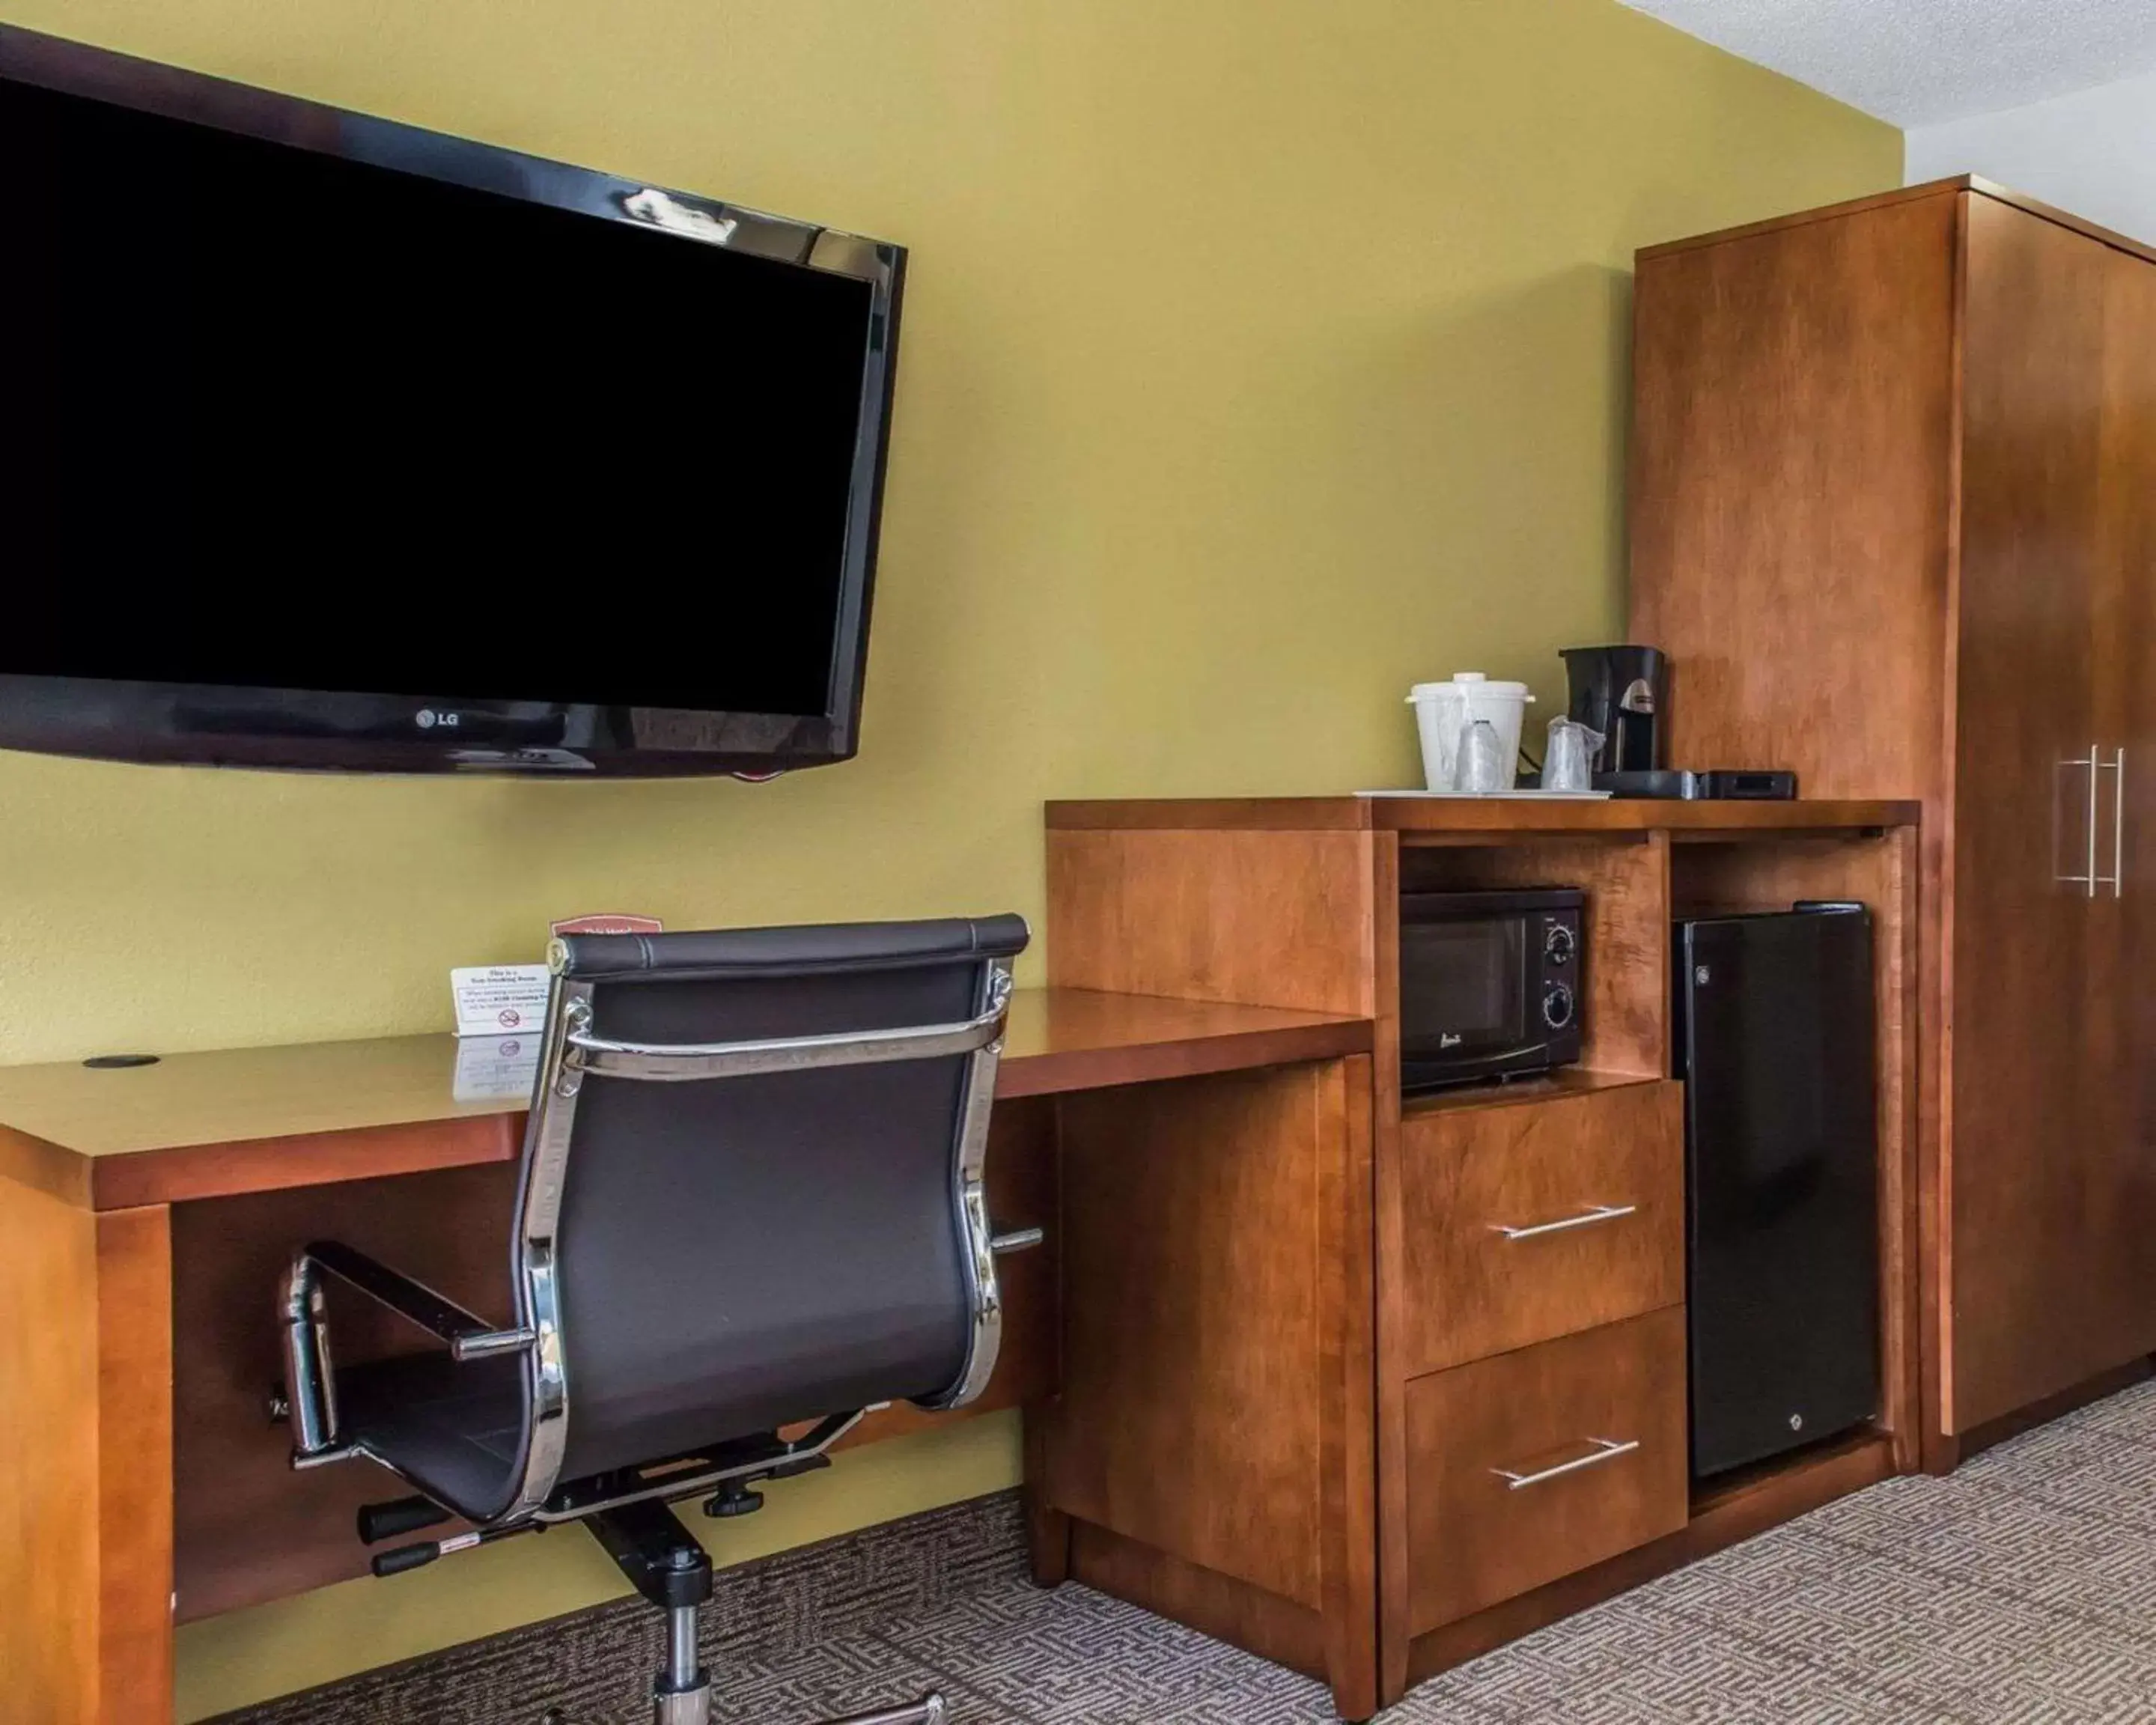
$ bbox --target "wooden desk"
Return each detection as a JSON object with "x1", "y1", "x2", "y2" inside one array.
[
  {"x1": 0, "y1": 988, "x2": 1368, "y2": 1211},
  {"x1": 0, "y1": 988, "x2": 1374, "y2": 1725}
]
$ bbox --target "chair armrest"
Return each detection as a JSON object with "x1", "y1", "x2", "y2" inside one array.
[
  {"x1": 304, "y1": 1241, "x2": 492, "y2": 1345},
  {"x1": 278, "y1": 1241, "x2": 534, "y2": 1463},
  {"x1": 304, "y1": 1241, "x2": 538, "y2": 1360}
]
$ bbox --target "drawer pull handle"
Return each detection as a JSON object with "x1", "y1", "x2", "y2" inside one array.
[
  {"x1": 1491, "y1": 1437, "x2": 1639, "y2": 1491},
  {"x1": 1488, "y1": 1203, "x2": 1636, "y2": 1241}
]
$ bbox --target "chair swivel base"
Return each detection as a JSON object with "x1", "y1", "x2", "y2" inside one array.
[{"x1": 586, "y1": 1498, "x2": 950, "y2": 1725}]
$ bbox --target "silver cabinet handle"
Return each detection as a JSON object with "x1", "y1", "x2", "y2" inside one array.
[
  {"x1": 1492, "y1": 1437, "x2": 1640, "y2": 1490},
  {"x1": 2100, "y1": 748, "x2": 2126, "y2": 899},
  {"x1": 2059, "y1": 746, "x2": 2101, "y2": 896},
  {"x1": 1487, "y1": 1202, "x2": 1636, "y2": 1241},
  {"x1": 990, "y1": 1226, "x2": 1044, "y2": 1256}
]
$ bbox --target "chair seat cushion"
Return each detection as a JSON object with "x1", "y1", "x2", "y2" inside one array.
[{"x1": 336, "y1": 1350, "x2": 526, "y2": 1523}]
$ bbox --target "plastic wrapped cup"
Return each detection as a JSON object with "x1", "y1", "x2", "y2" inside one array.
[
  {"x1": 1545, "y1": 716, "x2": 1606, "y2": 793},
  {"x1": 1455, "y1": 719, "x2": 1509, "y2": 793}
]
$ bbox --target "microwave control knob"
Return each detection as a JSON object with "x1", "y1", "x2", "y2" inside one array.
[
  {"x1": 1544, "y1": 923, "x2": 1576, "y2": 964},
  {"x1": 1542, "y1": 982, "x2": 1576, "y2": 1031}
]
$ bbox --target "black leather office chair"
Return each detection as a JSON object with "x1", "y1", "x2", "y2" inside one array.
[{"x1": 275, "y1": 916, "x2": 1032, "y2": 1725}]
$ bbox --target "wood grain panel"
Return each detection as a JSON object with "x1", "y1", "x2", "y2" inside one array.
[
  {"x1": 1373, "y1": 802, "x2": 1917, "y2": 837},
  {"x1": 0, "y1": 1034, "x2": 502, "y2": 1160},
  {"x1": 1873, "y1": 824, "x2": 1928, "y2": 1472},
  {"x1": 1047, "y1": 799, "x2": 1919, "y2": 836},
  {"x1": 1068, "y1": 1521, "x2": 1329, "y2": 1682},
  {"x1": 1045, "y1": 1066, "x2": 1335, "y2": 1607},
  {"x1": 1630, "y1": 190, "x2": 1958, "y2": 804},
  {"x1": 1043, "y1": 1053, "x2": 1377, "y2": 1717},
  {"x1": 1666, "y1": 834, "x2": 1904, "y2": 918},
  {"x1": 1946, "y1": 195, "x2": 2114, "y2": 1432},
  {"x1": 0, "y1": 1122, "x2": 92, "y2": 1207},
  {"x1": 1398, "y1": 836, "x2": 1669, "y2": 1077},
  {"x1": 1046, "y1": 798, "x2": 1373, "y2": 833},
  {"x1": 1638, "y1": 178, "x2": 1971, "y2": 261},
  {"x1": 2097, "y1": 241, "x2": 2156, "y2": 1385},
  {"x1": 97, "y1": 1115, "x2": 521, "y2": 1211},
  {"x1": 171, "y1": 1103, "x2": 1059, "y2": 1619},
  {"x1": 1397, "y1": 1081, "x2": 1682, "y2": 1375},
  {"x1": 1976, "y1": 183, "x2": 2156, "y2": 268},
  {"x1": 1319, "y1": 1056, "x2": 1379, "y2": 1720},
  {"x1": 0, "y1": 1174, "x2": 101, "y2": 1725},
  {"x1": 995, "y1": 990, "x2": 1372, "y2": 1098},
  {"x1": 97, "y1": 1206, "x2": 174, "y2": 1725},
  {"x1": 1023, "y1": 1406, "x2": 1073, "y2": 1588},
  {"x1": 1952, "y1": 1360, "x2": 2154, "y2": 1467},
  {"x1": 1370, "y1": 831, "x2": 1414, "y2": 1705},
  {"x1": 1637, "y1": 177, "x2": 2156, "y2": 273},
  {"x1": 0, "y1": 992, "x2": 1370, "y2": 1210},
  {"x1": 1404, "y1": 1429, "x2": 1894, "y2": 1687},
  {"x1": 1047, "y1": 829, "x2": 1377, "y2": 1017},
  {"x1": 1404, "y1": 1309, "x2": 1688, "y2": 1634}
]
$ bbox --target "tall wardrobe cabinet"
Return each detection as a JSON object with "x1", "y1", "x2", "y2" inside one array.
[{"x1": 1628, "y1": 177, "x2": 2156, "y2": 1452}]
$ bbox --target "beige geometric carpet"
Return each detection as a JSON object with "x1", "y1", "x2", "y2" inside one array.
[{"x1": 220, "y1": 1377, "x2": 2156, "y2": 1724}]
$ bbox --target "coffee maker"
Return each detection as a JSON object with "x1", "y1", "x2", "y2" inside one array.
[{"x1": 1560, "y1": 645, "x2": 1669, "y2": 775}]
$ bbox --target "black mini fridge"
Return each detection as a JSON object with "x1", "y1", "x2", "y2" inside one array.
[{"x1": 1675, "y1": 905, "x2": 1879, "y2": 1479}]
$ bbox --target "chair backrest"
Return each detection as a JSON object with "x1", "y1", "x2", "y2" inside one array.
[{"x1": 501, "y1": 916, "x2": 1029, "y2": 1515}]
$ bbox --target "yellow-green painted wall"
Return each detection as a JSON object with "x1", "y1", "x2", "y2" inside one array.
[{"x1": 0, "y1": 0, "x2": 1896, "y2": 1715}]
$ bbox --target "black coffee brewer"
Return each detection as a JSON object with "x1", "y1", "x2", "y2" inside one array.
[
  {"x1": 1561, "y1": 645, "x2": 1669, "y2": 774},
  {"x1": 1556, "y1": 645, "x2": 1796, "y2": 799}
]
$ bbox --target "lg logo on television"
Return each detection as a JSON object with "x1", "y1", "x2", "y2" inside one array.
[{"x1": 415, "y1": 709, "x2": 461, "y2": 730}]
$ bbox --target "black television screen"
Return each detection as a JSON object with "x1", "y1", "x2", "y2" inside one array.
[{"x1": 0, "y1": 26, "x2": 904, "y2": 775}]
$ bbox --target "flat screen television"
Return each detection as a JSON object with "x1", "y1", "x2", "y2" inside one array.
[{"x1": 0, "y1": 25, "x2": 904, "y2": 776}]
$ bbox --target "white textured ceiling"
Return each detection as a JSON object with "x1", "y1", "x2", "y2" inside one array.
[{"x1": 1621, "y1": 0, "x2": 2156, "y2": 126}]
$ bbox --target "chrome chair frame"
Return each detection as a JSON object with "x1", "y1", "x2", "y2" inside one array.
[{"x1": 275, "y1": 943, "x2": 1024, "y2": 1725}]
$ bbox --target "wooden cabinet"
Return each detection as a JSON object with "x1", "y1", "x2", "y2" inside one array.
[
  {"x1": 1047, "y1": 797, "x2": 1920, "y2": 1715},
  {"x1": 1404, "y1": 1309, "x2": 1689, "y2": 1631},
  {"x1": 1630, "y1": 178, "x2": 2156, "y2": 1446},
  {"x1": 2100, "y1": 244, "x2": 2156, "y2": 1384},
  {"x1": 1398, "y1": 1079, "x2": 1683, "y2": 1375},
  {"x1": 1952, "y1": 193, "x2": 2119, "y2": 1427}
]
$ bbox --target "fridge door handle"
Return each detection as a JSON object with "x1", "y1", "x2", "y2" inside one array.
[
  {"x1": 1490, "y1": 1436, "x2": 1640, "y2": 1490},
  {"x1": 2056, "y1": 746, "x2": 2101, "y2": 896},
  {"x1": 1487, "y1": 1202, "x2": 1638, "y2": 1241}
]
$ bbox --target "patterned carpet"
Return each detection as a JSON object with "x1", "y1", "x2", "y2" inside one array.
[{"x1": 224, "y1": 1378, "x2": 2156, "y2": 1724}]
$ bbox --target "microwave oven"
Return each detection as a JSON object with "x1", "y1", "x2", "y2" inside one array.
[{"x1": 1398, "y1": 886, "x2": 1584, "y2": 1093}]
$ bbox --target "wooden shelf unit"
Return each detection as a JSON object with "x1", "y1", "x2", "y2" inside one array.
[{"x1": 1044, "y1": 797, "x2": 1920, "y2": 1714}]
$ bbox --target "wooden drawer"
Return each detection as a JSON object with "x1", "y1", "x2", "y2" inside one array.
[
  {"x1": 1398, "y1": 1077, "x2": 1682, "y2": 1375},
  {"x1": 1406, "y1": 1307, "x2": 1689, "y2": 1632}
]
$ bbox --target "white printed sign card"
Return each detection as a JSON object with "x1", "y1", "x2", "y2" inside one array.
[{"x1": 450, "y1": 964, "x2": 552, "y2": 1039}]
